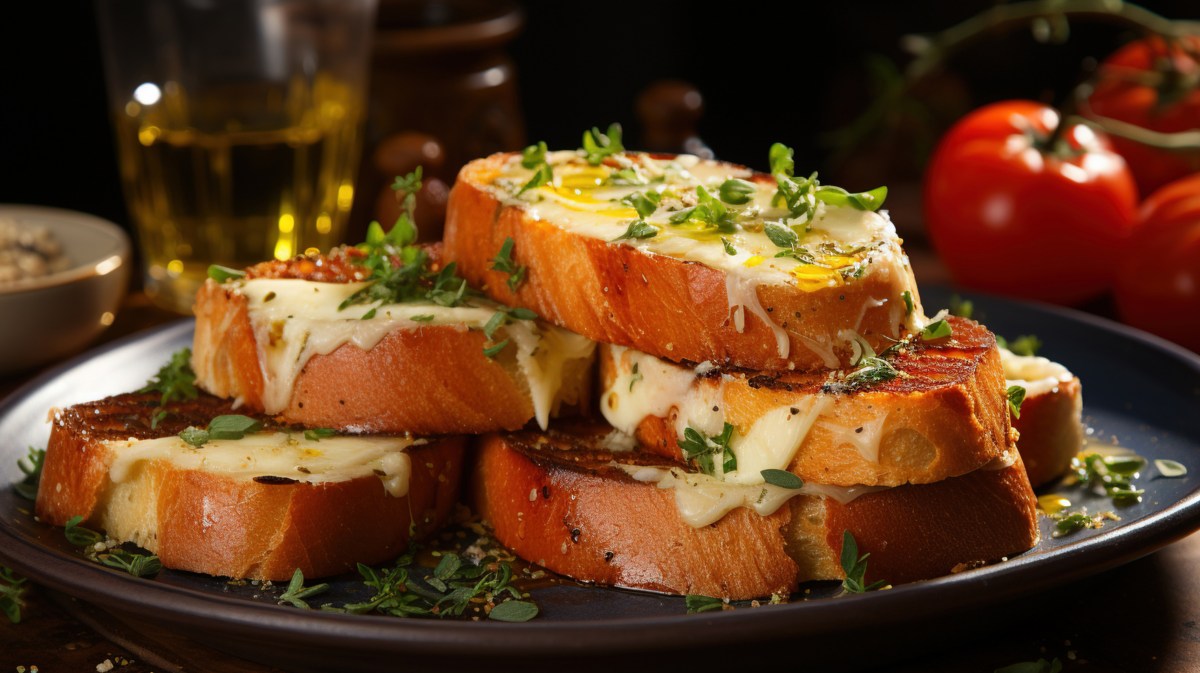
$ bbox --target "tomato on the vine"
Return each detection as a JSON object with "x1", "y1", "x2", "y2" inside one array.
[
  {"x1": 1086, "y1": 36, "x2": 1200, "y2": 197},
  {"x1": 923, "y1": 100, "x2": 1139, "y2": 306},
  {"x1": 1114, "y1": 173, "x2": 1200, "y2": 353}
]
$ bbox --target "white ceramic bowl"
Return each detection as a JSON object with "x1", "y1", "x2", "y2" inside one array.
[{"x1": 0, "y1": 205, "x2": 132, "y2": 375}]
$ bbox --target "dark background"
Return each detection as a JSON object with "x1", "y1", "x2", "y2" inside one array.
[{"x1": 0, "y1": 0, "x2": 1194, "y2": 236}]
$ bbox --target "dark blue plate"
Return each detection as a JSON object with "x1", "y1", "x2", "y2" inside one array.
[{"x1": 2, "y1": 288, "x2": 1198, "y2": 673}]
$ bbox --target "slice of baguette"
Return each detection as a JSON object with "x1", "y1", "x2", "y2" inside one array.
[
  {"x1": 471, "y1": 424, "x2": 1039, "y2": 600},
  {"x1": 444, "y1": 151, "x2": 924, "y2": 372},
  {"x1": 1002, "y1": 349, "x2": 1084, "y2": 487},
  {"x1": 36, "y1": 392, "x2": 465, "y2": 581},
  {"x1": 193, "y1": 246, "x2": 595, "y2": 435},
  {"x1": 600, "y1": 316, "x2": 1013, "y2": 487}
]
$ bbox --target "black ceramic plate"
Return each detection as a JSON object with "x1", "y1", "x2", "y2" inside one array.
[{"x1": 2, "y1": 288, "x2": 1199, "y2": 673}]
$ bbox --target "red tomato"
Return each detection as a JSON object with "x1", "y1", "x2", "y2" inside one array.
[
  {"x1": 1087, "y1": 36, "x2": 1200, "y2": 196},
  {"x1": 923, "y1": 100, "x2": 1139, "y2": 305},
  {"x1": 1113, "y1": 173, "x2": 1200, "y2": 353}
]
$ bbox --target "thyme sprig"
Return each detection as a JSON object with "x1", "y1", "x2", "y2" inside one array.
[
  {"x1": 840, "y1": 530, "x2": 888, "y2": 594},
  {"x1": 678, "y1": 423, "x2": 737, "y2": 477},
  {"x1": 768, "y1": 142, "x2": 888, "y2": 225},
  {"x1": 1, "y1": 566, "x2": 28, "y2": 624},
  {"x1": 490, "y1": 237, "x2": 527, "y2": 293},
  {"x1": 278, "y1": 568, "x2": 330, "y2": 609},
  {"x1": 63, "y1": 516, "x2": 162, "y2": 578},
  {"x1": 178, "y1": 414, "x2": 263, "y2": 448},
  {"x1": 14, "y1": 446, "x2": 45, "y2": 501},
  {"x1": 138, "y1": 348, "x2": 199, "y2": 428},
  {"x1": 1073, "y1": 452, "x2": 1146, "y2": 506}
]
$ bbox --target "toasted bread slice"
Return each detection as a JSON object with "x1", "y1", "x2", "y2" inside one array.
[
  {"x1": 193, "y1": 247, "x2": 595, "y2": 434},
  {"x1": 599, "y1": 316, "x2": 1013, "y2": 487},
  {"x1": 471, "y1": 424, "x2": 1039, "y2": 600},
  {"x1": 36, "y1": 392, "x2": 465, "y2": 580},
  {"x1": 1002, "y1": 349, "x2": 1083, "y2": 487},
  {"x1": 444, "y1": 151, "x2": 925, "y2": 372}
]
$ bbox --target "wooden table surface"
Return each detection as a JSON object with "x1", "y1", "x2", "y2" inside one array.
[{"x1": 2, "y1": 252, "x2": 1198, "y2": 673}]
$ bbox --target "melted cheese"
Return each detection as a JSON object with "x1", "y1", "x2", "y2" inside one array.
[
  {"x1": 106, "y1": 432, "x2": 417, "y2": 497},
  {"x1": 1000, "y1": 348, "x2": 1075, "y2": 398},
  {"x1": 234, "y1": 278, "x2": 595, "y2": 429},
  {"x1": 615, "y1": 463, "x2": 887, "y2": 528}
]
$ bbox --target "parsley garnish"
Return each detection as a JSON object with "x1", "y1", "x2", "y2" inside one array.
[
  {"x1": 304, "y1": 428, "x2": 336, "y2": 441},
  {"x1": 521, "y1": 140, "x2": 547, "y2": 169},
  {"x1": 621, "y1": 190, "x2": 661, "y2": 219},
  {"x1": 178, "y1": 414, "x2": 263, "y2": 448},
  {"x1": 1007, "y1": 385, "x2": 1026, "y2": 418},
  {"x1": 685, "y1": 594, "x2": 725, "y2": 614},
  {"x1": 921, "y1": 319, "x2": 953, "y2": 341},
  {"x1": 678, "y1": 423, "x2": 737, "y2": 477},
  {"x1": 278, "y1": 568, "x2": 330, "y2": 609},
  {"x1": 490, "y1": 237, "x2": 527, "y2": 293},
  {"x1": 207, "y1": 264, "x2": 245, "y2": 283},
  {"x1": 840, "y1": 530, "x2": 886, "y2": 594},
  {"x1": 1, "y1": 566, "x2": 28, "y2": 624},
  {"x1": 628, "y1": 362, "x2": 643, "y2": 392},
  {"x1": 718, "y1": 178, "x2": 756, "y2": 205},
  {"x1": 518, "y1": 163, "x2": 553, "y2": 196},
  {"x1": 14, "y1": 446, "x2": 45, "y2": 501},
  {"x1": 138, "y1": 348, "x2": 199, "y2": 428},
  {"x1": 612, "y1": 220, "x2": 659, "y2": 241},
  {"x1": 668, "y1": 185, "x2": 736, "y2": 233},
  {"x1": 581, "y1": 123, "x2": 625, "y2": 165}
]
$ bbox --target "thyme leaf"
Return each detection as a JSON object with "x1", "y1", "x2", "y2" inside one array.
[{"x1": 840, "y1": 530, "x2": 887, "y2": 594}]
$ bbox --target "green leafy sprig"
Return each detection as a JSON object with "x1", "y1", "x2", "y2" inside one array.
[
  {"x1": 678, "y1": 423, "x2": 737, "y2": 477},
  {"x1": 490, "y1": 237, "x2": 528, "y2": 293},
  {"x1": 14, "y1": 446, "x2": 45, "y2": 501},
  {"x1": 1, "y1": 566, "x2": 28, "y2": 624},
  {"x1": 768, "y1": 142, "x2": 888, "y2": 225},
  {"x1": 1007, "y1": 385, "x2": 1027, "y2": 418},
  {"x1": 138, "y1": 348, "x2": 199, "y2": 428},
  {"x1": 1073, "y1": 452, "x2": 1146, "y2": 506},
  {"x1": 581, "y1": 123, "x2": 625, "y2": 165},
  {"x1": 840, "y1": 530, "x2": 887, "y2": 594},
  {"x1": 278, "y1": 568, "x2": 331, "y2": 609},
  {"x1": 178, "y1": 414, "x2": 263, "y2": 448},
  {"x1": 63, "y1": 516, "x2": 162, "y2": 578},
  {"x1": 685, "y1": 594, "x2": 725, "y2": 614},
  {"x1": 668, "y1": 185, "x2": 737, "y2": 233}
]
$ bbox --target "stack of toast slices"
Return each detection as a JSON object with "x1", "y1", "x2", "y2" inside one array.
[{"x1": 33, "y1": 133, "x2": 1084, "y2": 601}]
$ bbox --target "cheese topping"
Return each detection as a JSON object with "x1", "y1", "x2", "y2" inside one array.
[
  {"x1": 1000, "y1": 347, "x2": 1076, "y2": 398},
  {"x1": 106, "y1": 432, "x2": 417, "y2": 497},
  {"x1": 232, "y1": 278, "x2": 595, "y2": 429},
  {"x1": 615, "y1": 463, "x2": 887, "y2": 528},
  {"x1": 483, "y1": 151, "x2": 925, "y2": 358}
]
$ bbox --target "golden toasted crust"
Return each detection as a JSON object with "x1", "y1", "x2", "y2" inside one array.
[
  {"x1": 603, "y1": 316, "x2": 1013, "y2": 487},
  {"x1": 471, "y1": 424, "x2": 1039, "y2": 600},
  {"x1": 1013, "y1": 375, "x2": 1083, "y2": 487},
  {"x1": 36, "y1": 393, "x2": 465, "y2": 580},
  {"x1": 443, "y1": 153, "x2": 921, "y2": 371},
  {"x1": 191, "y1": 249, "x2": 592, "y2": 435}
]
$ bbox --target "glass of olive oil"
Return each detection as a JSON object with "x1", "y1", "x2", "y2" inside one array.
[{"x1": 96, "y1": 0, "x2": 377, "y2": 313}]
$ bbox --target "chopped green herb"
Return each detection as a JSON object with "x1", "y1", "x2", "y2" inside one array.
[
  {"x1": 490, "y1": 237, "x2": 528, "y2": 293},
  {"x1": 629, "y1": 362, "x2": 643, "y2": 392},
  {"x1": 815, "y1": 184, "x2": 888, "y2": 212},
  {"x1": 668, "y1": 185, "x2": 736, "y2": 233},
  {"x1": 139, "y1": 348, "x2": 199, "y2": 429},
  {"x1": 64, "y1": 515, "x2": 103, "y2": 548},
  {"x1": 901, "y1": 290, "x2": 914, "y2": 315},
  {"x1": 608, "y1": 167, "x2": 649, "y2": 186},
  {"x1": 410, "y1": 314, "x2": 434, "y2": 323},
  {"x1": 304, "y1": 428, "x2": 336, "y2": 441},
  {"x1": 1155, "y1": 459, "x2": 1187, "y2": 478},
  {"x1": 482, "y1": 306, "x2": 538, "y2": 344},
  {"x1": 1007, "y1": 385, "x2": 1026, "y2": 419},
  {"x1": 278, "y1": 568, "x2": 331, "y2": 609},
  {"x1": 521, "y1": 141, "x2": 548, "y2": 169},
  {"x1": 1073, "y1": 452, "x2": 1146, "y2": 506},
  {"x1": 179, "y1": 426, "x2": 209, "y2": 448},
  {"x1": 207, "y1": 264, "x2": 245, "y2": 283},
  {"x1": 518, "y1": 163, "x2": 554, "y2": 196},
  {"x1": 14, "y1": 446, "x2": 45, "y2": 501},
  {"x1": 921, "y1": 319, "x2": 953, "y2": 340},
  {"x1": 0, "y1": 566, "x2": 28, "y2": 624},
  {"x1": 581, "y1": 123, "x2": 625, "y2": 165},
  {"x1": 488, "y1": 600, "x2": 539, "y2": 622},
  {"x1": 840, "y1": 530, "x2": 887, "y2": 594},
  {"x1": 361, "y1": 307, "x2": 377, "y2": 320},
  {"x1": 718, "y1": 178, "x2": 756, "y2": 205},
  {"x1": 483, "y1": 339, "x2": 510, "y2": 359},
  {"x1": 763, "y1": 222, "x2": 799, "y2": 249},
  {"x1": 761, "y1": 469, "x2": 804, "y2": 489},
  {"x1": 620, "y1": 190, "x2": 661, "y2": 219},
  {"x1": 768, "y1": 142, "x2": 887, "y2": 223},
  {"x1": 612, "y1": 220, "x2": 659, "y2": 241},
  {"x1": 721, "y1": 237, "x2": 737, "y2": 255},
  {"x1": 179, "y1": 415, "x2": 263, "y2": 447},
  {"x1": 98, "y1": 549, "x2": 162, "y2": 578},
  {"x1": 1053, "y1": 511, "x2": 1095, "y2": 537},
  {"x1": 678, "y1": 423, "x2": 737, "y2": 477},
  {"x1": 685, "y1": 594, "x2": 725, "y2": 614},
  {"x1": 1007, "y1": 335, "x2": 1042, "y2": 357},
  {"x1": 833, "y1": 356, "x2": 900, "y2": 391}
]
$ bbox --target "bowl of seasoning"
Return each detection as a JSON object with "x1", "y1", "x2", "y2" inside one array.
[{"x1": 0, "y1": 205, "x2": 131, "y2": 375}]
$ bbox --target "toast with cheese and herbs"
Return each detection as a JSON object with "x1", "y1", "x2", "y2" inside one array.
[
  {"x1": 193, "y1": 243, "x2": 595, "y2": 435},
  {"x1": 599, "y1": 315, "x2": 1014, "y2": 488},
  {"x1": 35, "y1": 392, "x2": 465, "y2": 580},
  {"x1": 444, "y1": 137, "x2": 925, "y2": 372},
  {"x1": 1002, "y1": 348, "x2": 1083, "y2": 487},
  {"x1": 471, "y1": 423, "x2": 1039, "y2": 600}
]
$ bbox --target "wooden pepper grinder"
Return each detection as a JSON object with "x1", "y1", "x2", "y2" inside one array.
[
  {"x1": 636, "y1": 79, "x2": 714, "y2": 158},
  {"x1": 373, "y1": 132, "x2": 451, "y2": 242}
]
